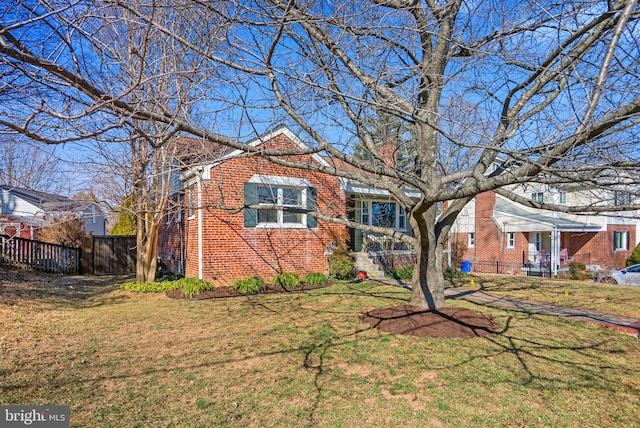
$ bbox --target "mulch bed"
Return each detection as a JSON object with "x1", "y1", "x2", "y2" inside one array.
[{"x1": 360, "y1": 304, "x2": 497, "y2": 338}]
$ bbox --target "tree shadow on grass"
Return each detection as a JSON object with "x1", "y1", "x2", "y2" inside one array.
[
  {"x1": 0, "y1": 269, "x2": 132, "y2": 309},
  {"x1": 3, "y1": 279, "x2": 639, "y2": 426}
]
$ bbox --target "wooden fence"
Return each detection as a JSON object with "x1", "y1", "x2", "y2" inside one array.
[
  {"x1": 0, "y1": 234, "x2": 80, "y2": 274},
  {"x1": 0, "y1": 234, "x2": 137, "y2": 275},
  {"x1": 81, "y1": 235, "x2": 137, "y2": 275}
]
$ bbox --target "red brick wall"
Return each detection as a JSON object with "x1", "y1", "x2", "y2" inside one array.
[
  {"x1": 472, "y1": 191, "x2": 501, "y2": 262},
  {"x1": 177, "y1": 133, "x2": 347, "y2": 284},
  {"x1": 564, "y1": 225, "x2": 635, "y2": 269},
  {"x1": 453, "y1": 192, "x2": 527, "y2": 273}
]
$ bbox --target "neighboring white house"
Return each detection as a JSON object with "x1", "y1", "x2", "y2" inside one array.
[
  {"x1": 451, "y1": 180, "x2": 639, "y2": 275},
  {"x1": 0, "y1": 185, "x2": 107, "y2": 239}
]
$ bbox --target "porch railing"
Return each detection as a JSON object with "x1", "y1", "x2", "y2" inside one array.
[
  {"x1": 363, "y1": 232, "x2": 412, "y2": 252},
  {"x1": 522, "y1": 250, "x2": 591, "y2": 268}
]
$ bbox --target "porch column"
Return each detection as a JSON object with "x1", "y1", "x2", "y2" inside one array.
[{"x1": 551, "y1": 225, "x2": 560, "y2": 277}]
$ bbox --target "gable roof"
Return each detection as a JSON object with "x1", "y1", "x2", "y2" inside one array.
[
  {"x1": 0, "y1": 185, "x2": 97, "y2": 213},
  {"x1": 181, "y1": 126, "x2": 331, "y2": 183},
  {"x1": 171, "y1": 136, "x2": 227, "y2": 168},
  {"x1": 224, "y1": 125, "x2": 331, "y2": 168}
]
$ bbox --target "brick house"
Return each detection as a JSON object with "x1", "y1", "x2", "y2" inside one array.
[
  {"x1": 451, "y1": 188, "x2": 637, "y2": 276},
  {"x1": 158, "y1": 127, "x2": 638, "y2": 282},
  {"x1": 157, "y1": 126, "x2": 347, "y2": 284}
]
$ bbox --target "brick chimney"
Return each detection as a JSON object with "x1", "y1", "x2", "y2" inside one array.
[{"x1": 377, "y1": 139, "x2": 397, "y2": 168}]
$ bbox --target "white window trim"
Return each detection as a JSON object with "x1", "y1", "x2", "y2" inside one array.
[
  {"x1": 256, "y1": 185, "x2": 308, "y2": 229},
  {"x1": 359, "y1": 199, "x2": 407, "y2": 231},
  {"x1": 559, "y1": 191, "x2": 567, "y2": 204},
  {"x1": 614, "y1": 191, "x2": 632, "y2": 207},
  {"x1": 507, "y1": 232, "x2": 515, "y2": 248},
  {"x1": 249, "y1": 174, "x2": 310, "y2": 187},
  {"x1": 613, "y1": 231, "x2": 629, "y2": 251},
  {"x1": 468, "y1": 232, "x2": 475, "y2": 248},
  {"x1": 534, "y1": 232, "x2": 542, "y2": 251},
  {"x1": 531, "y1": 192, "x2": 544, "y2": 203}
]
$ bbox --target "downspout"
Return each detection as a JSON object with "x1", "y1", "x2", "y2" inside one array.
[
  {"x1": 178, "y1": 193, "x2": 185, "y2": 275},
  {"x1": 197, "y1": 172, "x2": 203, "y2": 280}
]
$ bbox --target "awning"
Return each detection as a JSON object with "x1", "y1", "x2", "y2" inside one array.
[{"x1": 493, "y1": 195, "x2": 605, "y2": 233}]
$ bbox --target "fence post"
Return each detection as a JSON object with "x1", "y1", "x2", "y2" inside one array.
[{"x1": 81, "y1": 234, "x2": 94, "y2": 275}]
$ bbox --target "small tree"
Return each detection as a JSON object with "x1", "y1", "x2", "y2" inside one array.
[
  {"x1": 626, "y1": 244, "x2": 640, "y2": 267},
  {"x1": 111, "y1": 196, "x2": 137, "y2": 236}
]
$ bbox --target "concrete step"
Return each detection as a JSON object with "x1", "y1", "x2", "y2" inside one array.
[{"x1": 353, "y1": 252, "x2": 386, "y2": 279}]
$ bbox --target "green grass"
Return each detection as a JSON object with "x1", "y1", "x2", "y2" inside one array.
[
  {"x1": 451, "y1": 274, "x2": 640, "y2": 318},
  {"x1": 1, "y1": 276, "x2": 640, "y2": 427}
]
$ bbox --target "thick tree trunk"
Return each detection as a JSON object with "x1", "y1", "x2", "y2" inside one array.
[
  {"x1": 409, "y1": 207, "x2": 446, "y2": 310},
  {"x1": 410, "y1": 232, "x2": 446, "y2": 310},
  {"x1": 135, "y1": 210, "x2": 160, "y2": 283}
]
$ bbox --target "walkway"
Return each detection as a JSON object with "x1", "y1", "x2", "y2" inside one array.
[{"x1": 370, "y1": 277, "x2": 640, "y2": 338}]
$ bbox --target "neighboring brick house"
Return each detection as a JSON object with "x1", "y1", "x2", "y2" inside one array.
[
  {"x1": 157, "y1": 126, "x2": 347, "y2": 284},
  {"x1": 451, "y1": 188, "x2": 637, "y2": 275},
  {"x1": 0, "y1": 185, "x2": 107, "y2": 239}
]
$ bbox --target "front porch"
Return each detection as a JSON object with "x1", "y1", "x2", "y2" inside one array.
[{"x1": 351, "y1": 232, "x2": 415, "y2": 277}]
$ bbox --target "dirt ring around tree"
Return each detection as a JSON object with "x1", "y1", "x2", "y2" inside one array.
[{"x1": 360, "y1": 304, "x2": 497, "y2": 338}]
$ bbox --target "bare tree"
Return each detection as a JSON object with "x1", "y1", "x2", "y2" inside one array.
[
  {"x1": 1, "y1": 1, "x2": 640, "y2": 308},
  {"x1": 0, "y1": 1, "x2": 226, "y2": 282},
  {"x1": 0, "y1": 135, "x2": 65, "y2": 192}
]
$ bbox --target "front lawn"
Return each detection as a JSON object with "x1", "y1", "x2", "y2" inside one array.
[{"x1": 1, "y1": 272, "x2": 639, "y2": 427}]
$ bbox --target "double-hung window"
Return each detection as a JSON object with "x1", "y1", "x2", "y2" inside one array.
[
  {"x1": 361, "y1": 201, "x2": 369, "y2": 225},
  {"x1": 531, "y1": 192, "x2": 544, "y2": 203},
  {"x1": 559, "y1": 191, "x2": 567, "y2": 204},
  {"x1": 244, "y1": 176, "x2": 316, "y2": 228},
  {"x1": 398, "y1": 207, "x2": 406, "y2": 230},
  {"x1": 188, "y1": 187, "x2": 196, "y2": 219},
  {"x1": 614, "y1": 231, "x2": 629, "y2": 251},
  {"x1": 257, "y1": 185, "x2": 304, "y2": 226},
  {"x1": 507, "y1": 232, "x2": 515, "y2": 248},
  {"x1": 614, "y1": 191, "x2": 632, "y2": 206}
]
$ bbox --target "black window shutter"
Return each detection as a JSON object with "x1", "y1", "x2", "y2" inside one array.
[
  {"x1": 627, "y1": 231, "x2": 630, "y2": 250},
  {"x1": 244, "y1": 182, "x2": 258, "y2": 227},
  {"x1": 307, "y1": 186, "x2": 317, "y2": 228}
]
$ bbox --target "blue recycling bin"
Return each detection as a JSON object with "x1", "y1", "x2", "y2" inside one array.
[{"x1": 461, "y1": 260, "x2": 472, "y2": 273}]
